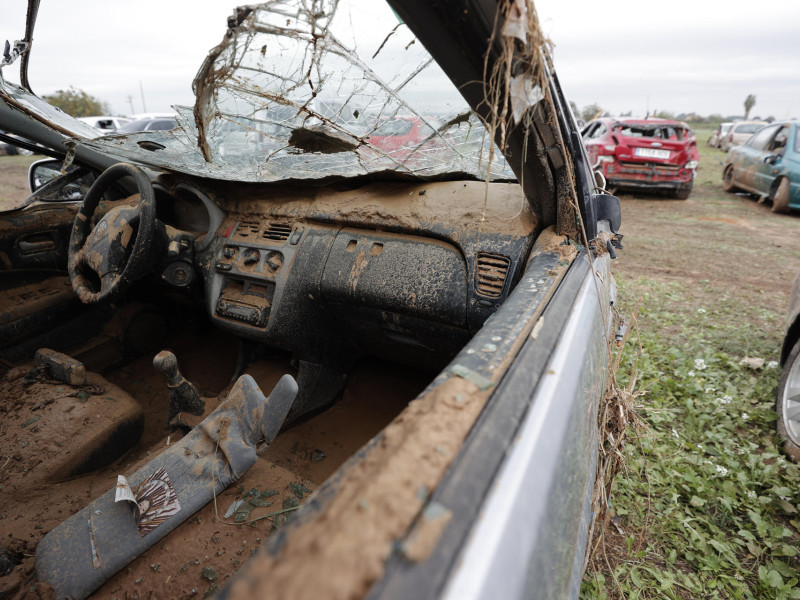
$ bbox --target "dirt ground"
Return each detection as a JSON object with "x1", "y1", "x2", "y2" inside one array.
[
  {"x1": 0, "y1": 349, "x2": 428, "y2": 599},
  {"x1": 611, "y1": 142, "x2": 800, "y2": 352},
  {"x1": 0, "y1": 155, "x2": 39, "y2": 212}
]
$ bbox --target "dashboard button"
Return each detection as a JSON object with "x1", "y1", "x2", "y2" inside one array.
[{"x1": 242, "y1": 248, "x2": 260, "y2": 266}]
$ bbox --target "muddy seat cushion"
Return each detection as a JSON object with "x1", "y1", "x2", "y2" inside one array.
[
  {"x1": 0, "y1": 272, "x2": 79, "y2": 349},
  {"x1": 0, "y1": 366, "x2": 144, "y2": 490}
]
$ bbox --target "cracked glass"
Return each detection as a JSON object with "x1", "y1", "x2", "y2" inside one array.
[{"x1": 77, "y1": 0, "x2": 516, "y2": 183}]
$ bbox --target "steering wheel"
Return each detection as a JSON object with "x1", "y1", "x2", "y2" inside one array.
[{"x1": 68, "y1": 163, "x2": 157, "y2": 304}]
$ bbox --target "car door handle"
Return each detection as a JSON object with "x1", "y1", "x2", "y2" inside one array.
[{"x1": 18, "y1": 236, "x2": 56, "y2": 253}]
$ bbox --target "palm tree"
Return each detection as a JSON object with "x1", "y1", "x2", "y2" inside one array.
[{"x1": 744, "y1": 94, "x2": 756, "y2": 120}]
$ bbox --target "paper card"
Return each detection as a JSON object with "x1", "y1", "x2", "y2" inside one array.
[{"x1": 114, "y1": 467, "x2": 181, "y2": 536}]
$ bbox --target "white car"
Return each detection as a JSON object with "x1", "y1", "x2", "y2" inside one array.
[
  {"x1": 76, "y1": 115, "x2": 132, "y2": 134},
  {"x1": 720, "y1": 120, "x2": 767, "y2": 151},
  {"x1": 116, "y1": 115, "x2": 177, "y2": 133},
  {"x1": 708, "y1": 122, "x2": 734, "y2": 148}
]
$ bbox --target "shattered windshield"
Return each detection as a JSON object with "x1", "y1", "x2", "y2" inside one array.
[
  {"x1": 614, "y1": 123, "x2": 686, "y2": 141},
  {"x1": 76, "y1": 0, "x2": 515, "y2": 183}
]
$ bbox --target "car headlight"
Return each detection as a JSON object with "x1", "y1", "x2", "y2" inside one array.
[
  {"x1": 597, "y1": 155, "x2": 614, "y2": 163},
  {"x1": 685, "y1": 160, "x2": 698, "y2": 170}
]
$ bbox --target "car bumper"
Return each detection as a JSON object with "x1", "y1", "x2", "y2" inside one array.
[
  {"x1": 606, "y1": 178, "x2": 687, "y2": 192},
  {"x1": 603, "y1": 163, "x2": 693, "y2": 191}
]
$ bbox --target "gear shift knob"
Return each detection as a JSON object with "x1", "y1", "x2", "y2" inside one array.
[{"x1": 153, "y1": 350, "x2": 205, "y2": 425}]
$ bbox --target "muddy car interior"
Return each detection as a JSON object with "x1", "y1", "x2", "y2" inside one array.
[{"x1": 0, "y1": 1, "x2": 621, "y2": 598}]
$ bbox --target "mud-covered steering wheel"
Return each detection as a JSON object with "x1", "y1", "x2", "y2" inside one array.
[{"x1": 68, "y1": 163, "x2": 157, "y2": 304}]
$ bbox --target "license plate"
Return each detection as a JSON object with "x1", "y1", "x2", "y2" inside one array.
[{"x1": 635, "y1": 147, "x2": 670, "y2": 159}]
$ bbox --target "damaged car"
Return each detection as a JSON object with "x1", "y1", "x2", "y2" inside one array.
[
  {"x1": 582, "y1": 117, "x2": 699, "y2": 199},
  {"x1": 708, "y1": 121, "x2": 734, "y2": 149},
  {"x1": 722, "y1": 121, "x2": 800, "y2": 213},
  {"x1": 0, "y1": 1, "x2": 622, "y2": 599}
]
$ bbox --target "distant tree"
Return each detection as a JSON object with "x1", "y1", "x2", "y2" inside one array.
[
  {"x1": 766, "y1": 116, "x2": 776, "y2": 123},
  {"x1": 580, "y1": 103, "x2": 604, "y2": 122},
  {"x1": 708, "y1": 113, "x2": 725, "y2": 124},
  {"x1": 744, "y1": 94, "x2": 756, "y2": 120},
  {"x1": 42, "y1": 86, "x2": 110, "y2": 117},
  {"x1": 654, "y1": 110, "x2": 675, "y2": 120}
]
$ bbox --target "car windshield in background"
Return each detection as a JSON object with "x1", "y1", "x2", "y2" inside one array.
[
  {"x1": 76, "y1": 0, "x2": 515, "y2": 183},
  {"x1": 736, "y1": 123, "x2": 762, "y2": 135},
  {"x1": 116, "y1": 118, "x2": 176, "y2": 133},
  {"x1": 614, "y1": 123, "x2": 686, "y2": 141}
]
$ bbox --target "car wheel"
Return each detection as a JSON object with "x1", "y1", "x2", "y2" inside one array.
[
  {"x1": 777, "y1": 338, "x2": 800, "y2": 462},
  {"x1": 771, "y1": 177, "x2": 791, "y2": 214},
  {"x1": 722, "y1": 165, "x2": 738, "y2": 193},
  {"x1": 4, "y1": 145, "x2": 18, "y2": 156},
  {"x1": 674, "y1": 181, "x2": 692, "y2": 200}
]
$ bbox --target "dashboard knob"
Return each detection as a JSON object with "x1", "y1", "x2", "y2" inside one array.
[{"x1": 243, "y1": 248, "x2": 260, "y2": 265}]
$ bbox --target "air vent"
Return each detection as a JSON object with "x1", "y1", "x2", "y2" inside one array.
[
  {"x1": 475, "y1": 252, "x2": 511, "y2": 298},
  {"x1": 262, "y1": 223, "x2": 293, "y2": 242},
  {"x1": 237, "y1": 220, "x2": 261, "y2": 238}
]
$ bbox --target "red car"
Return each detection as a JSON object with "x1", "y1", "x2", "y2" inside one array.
[
  {"x1": 582, "y1": 117, "x2": 699, "y2": 199},
  {"x1": 367, "y1": 115, "x2": 436, "y2": 154}
]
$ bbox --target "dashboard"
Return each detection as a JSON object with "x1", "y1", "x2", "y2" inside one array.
[{"x1": 150, "y1": 177, "x2": 539, "y2": 371}]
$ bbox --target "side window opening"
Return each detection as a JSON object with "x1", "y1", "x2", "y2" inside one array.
[{"x1": 770, "y1": 126, "x2": 789, "y2": 153}]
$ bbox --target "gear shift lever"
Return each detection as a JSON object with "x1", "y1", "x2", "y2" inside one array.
[{"x1": 153, "y1": 350, "x2": 205, "y2": 426}]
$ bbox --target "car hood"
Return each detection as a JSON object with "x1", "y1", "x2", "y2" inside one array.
[{"x1": 0, "y1": 1, "x2": 516, "y2": 184}]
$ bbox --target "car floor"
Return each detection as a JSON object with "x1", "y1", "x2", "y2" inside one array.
[{"x1": 0, "y1": 324, "x2": 430, "y2": 599}]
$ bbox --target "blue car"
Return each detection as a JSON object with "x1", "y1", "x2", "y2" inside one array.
[{"x1": 722, "y1": 121, "x2": 800, "y2": 213}]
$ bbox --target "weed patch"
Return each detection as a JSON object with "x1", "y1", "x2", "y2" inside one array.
[{"x1": 582, "y1": 277, "x2": 800, "y2": 599}]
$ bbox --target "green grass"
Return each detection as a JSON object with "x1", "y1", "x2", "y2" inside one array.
[{"x1": 581, "y1": 277, "x2": 800, "y2": 599}]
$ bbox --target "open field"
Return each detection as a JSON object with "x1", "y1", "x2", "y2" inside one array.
[{"x1": 583, "y1": 127, "x2": 800, "y2": 598}]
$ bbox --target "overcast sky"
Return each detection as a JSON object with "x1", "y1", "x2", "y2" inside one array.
[{"x1": 3, "y1": 0, "x2": 799, "y2": 120}]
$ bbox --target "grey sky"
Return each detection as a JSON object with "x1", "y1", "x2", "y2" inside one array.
[
  {"x1": 535, "y1": 0, "x2": 800, "y2": 120},
  {"x1": 3, "y1": 0, "x2": 799, "y2": 120}
]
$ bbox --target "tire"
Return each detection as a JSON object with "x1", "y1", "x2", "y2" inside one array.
[
  {"x1": 771, "y1": 177, "x2": 791, "y2": 214},
  {"x1": 722, "y1": 165, "x2": 738, "y2": 193},
  {"x1": 777, "y1": 338, "x2": 800, "y2": 462},
  {"x1": 4, "y1": 144, "x2": 18, "y2": 156},
  {"x1": 674, "y1": 181, "x2": 692, "y2": 200}
]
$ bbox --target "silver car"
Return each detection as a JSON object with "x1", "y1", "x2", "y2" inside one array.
[
  {"x1": 0, "y1": 1, "x2": 622, "y2": 598},
  {"x1": 777, "y1": 273, "x2": 800, "y2": 461}
]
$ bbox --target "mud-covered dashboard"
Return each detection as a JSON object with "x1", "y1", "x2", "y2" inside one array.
[{"x1": 195, "y1": 179, "x2": 539, "y2": 370}]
